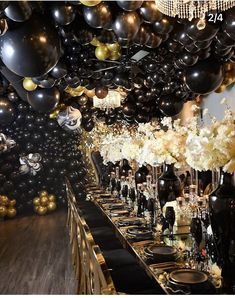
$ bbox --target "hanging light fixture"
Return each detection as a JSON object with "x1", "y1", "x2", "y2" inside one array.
[
  {"x1": 93, "y1": 89, "x2": 127, "y2": 110},
  {"x1": 155, "y1": 0, "x2": 235, "y2": 21}
]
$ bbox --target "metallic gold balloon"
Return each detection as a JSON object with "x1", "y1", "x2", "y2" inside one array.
[
  {"x1": 47, "y1": 202, "x2": 57, "y2": 212},
  {"x1": 33, "y1": 197, "x2": 40, "y2": 206},
  {"x1": 37, "y1": 206, "x2": 47, "y2": 215},
  {"x1": 0, "y1": 195, "x2": 9, "y2": 206},
  {"x1": 95, "y1": 45, "x2": 110, "y2": 61},
  {"x1": 106, "y1": 42, "x2": 121, "y2": 52},
  {"x1": 80, "y1": 0, "x2": 102, "y2": 6},
  {"x1": 34, "y1": 206, "x2": 39, "y2": 213},
  {"x1": 84, "y1": 88, "x2": 95, "y2": 97},
  {"x1": 9, "y1": 199, "x2": 16, "y2": 207},
  {"x1": 48, "y1": 195, "x2": 56, "y2": 203},
  {"x1": 49, "y1": 104, "x2": 66, "y2": 119},
  {"x1": 215, "y1": 84, "x2": 226, "y2": 93},
  {"x1": 23, "y1": 77, "x2": 37, "y2": 91},
  {"x1": 7, "y1": 207, "x2": 17, "y2": 218},
  {"x1": 0, "y1": 206, "x2": 7, "y2": 217},
  {"x1": 40, "y1": 196, "x2": 48, "y2": 206},
  {"x1": 90, "y1": 37, "x2": 102, "y2": 47},
  {"x1": 39, "y1": 191, "x2": 48, "y2": 198},
  {"x1": 109, "y1": 51, "x2": 121, "y2": 61}
]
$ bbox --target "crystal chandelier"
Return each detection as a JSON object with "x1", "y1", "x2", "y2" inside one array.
[{"x1": 155, "y1": 0, "x2": 235, "y2": 21}]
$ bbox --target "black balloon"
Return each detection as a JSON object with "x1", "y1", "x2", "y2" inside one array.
[
  {"x1": 145, "y1": 32, "x2": 162, "y2": 48},
  {"x1": 116, "y1": 0, "x2": 143, "y2": 11},
  {"x1": 134, "y1": 24, "x2": 151, "y2": 46},
  {"x1": 51, "y1": 4, "x2": 75, "y2": 26},
  {"x1": 122, "y1": 101, "x2": 136, "y2": 116},
  {"x1": 223, "y1": 7, "x2": 235, "y2": 40},
  {"x1": 95, "y1": 86, "x2": 108, "y2": 98},
  {"x1": 83, "y1": 120, "x2": 94, "y2": 132},
  {"x1": 27, "y1": 87, "x2": 60, "y2": 112},
  {"x1": 184, "y1": 58, "x2": 224, "y2": 94},
  {"x1": 113, "y1": 11, "x2": 141, "y2": 40},
  {"x1": 0, "y1": 97, "x2": 15, "y2": 125},
  {"x1": 4, "y1": 1, "x2": 32, "y2": 22},
  {"x1": 0, "y1": 15, "x2": 61, "y2": 77},
  {"x1": 83, "y1": 2, "x2": 112, "y2": 29},
  {"x1": 186, "y1": 19, "x2": 219, "y2": 41},
  {"x1": 153, "y1": 17, "x2": 174, "y2": 35},
  {"x1": 139, "y1": 1, "x2": 163, "y2": 23},
  {"x1": 159, "y1": 96, "x2": 184, "y2": 117}
]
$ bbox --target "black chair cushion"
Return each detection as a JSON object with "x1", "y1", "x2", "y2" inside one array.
[
  {"x1": 90, "y1": 226, "x2": 123, "y2": 250},
  {"x1": 110, "y1": 264, "x2": 164, "y2": 294},
  {"x1": 102, "y1": 249, "x2": 137, "y2": 269}
]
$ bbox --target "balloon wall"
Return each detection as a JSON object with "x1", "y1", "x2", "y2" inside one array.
[
  {"x1": 0, "y1": 82, "x2": 87, "y2": 215},
  {"x1": 0, "y1": 1, "x2": 234, "y2": 216}
]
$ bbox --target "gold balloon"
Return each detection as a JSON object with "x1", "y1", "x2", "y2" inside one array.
[
  {"x1": 106, "y1": 42, "x2": 121, "y2": 52},
  {"x1": 48, "y1": 195, "x2": 56, "y2": 203},
  {"x1": 215, "y1": 84, "x2": 226, "y2": 93},
  {"x1": 47, "y1": 202, "x2": 57, "y2": 212},
  {"x1": 7, "y1": 207, "x2": 17, "y2": 218},
  {"x1": 33, "y1": 197, "x2": 40, "y2": 206},
  {"x1": 34, "y1": 206, "x2": 39, "y2": 213},
  {"x1": 0, "y1": 206, "x2": 7, "y2": 217},
  {"x1": 90, "y1": 37, "x2": 102, "y2": 47},
  {"x1": 9, "y1": 199, "x2": 16, "y2": 207},
  {"x1": 40, "y1": 196, "x2": 48, "y2": 207},
  {"x1": 23, "y1": 77, "x2": 37, "y2": 91},
  {"x1": 109, "y1": 51, "x2": 121, "y2": 61},
  {"x1": 0, "y1": 195, "x2": 9, "y2": 206},
  {"x1": 80, "y1": 0, "x2": 101, "y2": 6},
  {"x1": 37, "y1": 206, "x2": 47, "y2": 215},
  {"x1": 95, "y1": 45, "x2": 110, "y2": 61},
  {"x1": 84, "y1": 88, "x2": 95, "y2": 97},
  {"x1": 39, "y1": 191, "x2": 48, "y2": 198}
]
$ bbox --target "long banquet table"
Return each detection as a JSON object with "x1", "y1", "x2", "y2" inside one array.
[{"x1": 87, "y1": 188, "x2": 220, "y2": 295}]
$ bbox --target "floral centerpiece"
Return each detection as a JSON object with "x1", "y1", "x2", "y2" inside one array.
[{"x1": 186, "y1": 99, "x2": 235, "y2": 173}]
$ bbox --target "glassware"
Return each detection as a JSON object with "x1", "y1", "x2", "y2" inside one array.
[{"x1": 165, "y1": 206, "x2": 175, "y2": 240}]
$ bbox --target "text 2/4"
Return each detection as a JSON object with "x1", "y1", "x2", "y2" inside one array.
[{"x1": 208, "y1": 13, "x2": 223, "y2": 23}]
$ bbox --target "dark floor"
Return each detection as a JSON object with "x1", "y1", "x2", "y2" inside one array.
[{"x1": 0, "y1": 209, "x2": 77, "y2": 294}]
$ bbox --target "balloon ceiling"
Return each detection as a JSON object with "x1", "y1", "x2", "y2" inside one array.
[{"x1": 0, "y1": 0, "x2": 233, "y2": 130}]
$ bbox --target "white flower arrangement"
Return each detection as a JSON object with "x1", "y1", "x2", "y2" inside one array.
[
  {"x1": 186, "y1": 98, "x2": 235, "y2": 173},
  {"x1": 91, "y1": 99, "x2": 235, "y2": 174}
]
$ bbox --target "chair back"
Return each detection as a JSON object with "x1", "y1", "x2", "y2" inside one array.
[{"x1": 65, "y1": 179, "x2": 116, "y2": 295}]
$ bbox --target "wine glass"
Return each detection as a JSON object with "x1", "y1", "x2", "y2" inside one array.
[
  {"x1": 165, "y1": 206, "x2": 175, "y2": 240},
  {"x1": 190, "y1": 217, "x2": 203, "y2": 268},
  {"x1": 116, "y1": 180, "x2": 121, "y2": 198},
  {"x1": 121, "y1": 184, "x2": 128, "y2": 203},
  {"x1": 111, "y1": 178, "x2": 116, "y2": 194}
]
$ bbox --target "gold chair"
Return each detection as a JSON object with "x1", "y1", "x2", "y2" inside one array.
[{"x1": 66, "y1": 179, "x2": 117, "y2": 294}]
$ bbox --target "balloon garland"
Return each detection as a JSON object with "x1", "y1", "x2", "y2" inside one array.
[{"x1": 0, "y1": 1, "x2": 232, "y2": 129}]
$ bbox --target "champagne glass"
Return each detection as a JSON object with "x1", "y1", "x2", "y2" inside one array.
[{"x1": 165, "y1": 206, "x2": 175, "y2": 240}]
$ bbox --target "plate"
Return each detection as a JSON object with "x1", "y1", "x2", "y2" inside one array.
[
  {"x1": 99, "y1": 198, "x2": 117, "y2": 204},
  {"x1": 106, "y1": 203, "x2": 125, "y2": 210},
  {"x1": 110, "y1": 209, "x2": 130, "y2": 217},
  {"x1": 117, "y1": 218, "x2": 143, "y2": 227},
  {"x1": 169, "y1": 269, "x2": 208, "y2": 285},
  {"x1": 99, "y1": 193, "x2": 112, "y2": 198},
  {"x1": 147, "y1": 245, "x2": 177, "y2": 256},
  {"x1": 127, "y1": 227, "x2": 152, "y2": 236}
]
